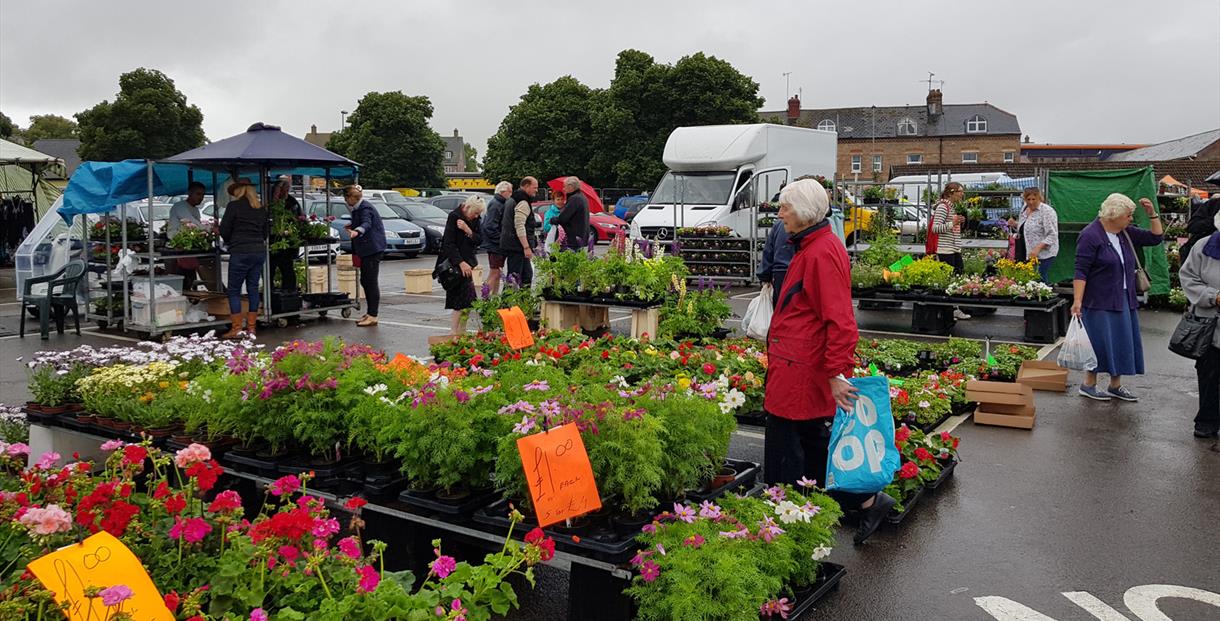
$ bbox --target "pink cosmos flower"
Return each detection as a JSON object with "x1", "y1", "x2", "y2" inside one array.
[
  {"x1": 512, "y1": 415, "x2": 537, "y2": 435},
  {"x1": 99, "y1": 584, "x2": 133, "y2": 607},
  {"x1": 757, "y1": 516, "x2": 785, "y2": 543},
  {"x1": 357, "y1": 564, "x2": 380, "y2": 593},
  {"x1": 19, "y1": 504, "x2": 73, "y2": 536},
  {"x1": 250, "y1": 608, "x2": 268, "y2": 621},
  {"x1": 796, "y1": 476, "x2": 817, "y2": 489},
  {"x1": 697, "y1": 501, "x2": 721, "y2": 520},
  {"x1": 760, "y1": 597, "x2": 793, "y2": 619},
  {"x1": 640, "y1": 523, "x2": 657, "y2": 534},
  {"x1": 684, "y1": 534, "x2": 705, "y2": 549},
  {"x1": 672, "y1": 503, "x2": 696, "y2": 524},
  {"x1": 338, "y1": 536, "x2": 362, "y2": 560},
  {"x1": 523, "y1": 380, "x2": 549, "y2": 392},
  {"x1": 174, "y1": 443, "x2": 211, "y2": 468},
  {"x1": 100, "y1": 440, "x2": 124, "y2": 452},
  {"x1": 269, "y1": 475, "x2": 301, "y2": 497},
  {"x1": 639, "y1": 560, "x2": 661, "y2": 582},
  {"x1": 763, "y1": 486, "x2": 785, "y2": 503},
  {"x1": 430, "y1": 554, "x2": 457, "y2": 578},
  {"x1": 719, "y1": 528, "x2": 749, "y2": 539}
]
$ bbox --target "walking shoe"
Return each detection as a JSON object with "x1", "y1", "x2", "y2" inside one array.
[
  {"x1": 1106, "y1": 386, "x2": 1137, "y2": 402},
  {"x1": 1077, "y1": 384, "x2": 1112, "y2": 401},
  {"x1": 853, "y1": 492, "x2": 897, "y2": 545},
  {"x1": 356, "y1": 315, "x2": 378, "y2": 327},
  {"x1": 953, "y1": 309, "x2": 972, "y2": 320},
  {"x1": 1194, "y1": 426, "x2": 1219, "y2": 438}
]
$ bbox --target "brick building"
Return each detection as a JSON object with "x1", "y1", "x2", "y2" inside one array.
[
  {"x1": 760, "y1": 89, "x2": 1021, "y2": 181},
  {"x1": 441, "y1": 129, "x2": 466, "y2": 174}
]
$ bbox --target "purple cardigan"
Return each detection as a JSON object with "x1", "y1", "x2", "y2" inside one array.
[{"x1": 1074, "y1": 219, "x2": 1163, "y2": 311}]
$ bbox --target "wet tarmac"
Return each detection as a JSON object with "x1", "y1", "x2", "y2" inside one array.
[{"x1": 2, "y1": 256, "x2": 1217, "y2": 620}]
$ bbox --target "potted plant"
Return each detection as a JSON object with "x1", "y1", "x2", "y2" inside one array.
[{"x1": 165, "y1": 221, "x2": 218, "y2": 253}]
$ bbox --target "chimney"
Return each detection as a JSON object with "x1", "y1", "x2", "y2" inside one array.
[
  {"x1": 926, "y1": 89, "x2": 943, "y2": 118},
  {"x1": 310, "y1": 124, "x2": 317, "y2": 134},
  {"x1": 453, "y1": 128, "x2": 460, "y2": 137},
  {"x1": 786, "y1": 95, "x2": 801, "y2": 124}
]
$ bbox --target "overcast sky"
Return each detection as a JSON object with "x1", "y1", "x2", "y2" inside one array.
[{"x1": 2, "y1": 0, "x2": 1218, "y2": 159}]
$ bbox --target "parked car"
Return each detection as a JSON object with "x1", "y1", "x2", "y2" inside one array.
[
  {"x1": 305, "y1": 199, "x2": 425, "y2": 258},
  {"x1": 613, "y1": 195, "x2": 650, "y2": 222},
  {"x1": 423, "y1": 192, "x2": 493, "y2": 213},
  {"x1": 531, "y1": 203, "x2": 627, "y2": 242},
  {"x1": 385, "y1": 201, "x2": 449, "y2": 253}
]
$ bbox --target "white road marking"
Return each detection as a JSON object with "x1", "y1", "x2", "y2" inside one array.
[
  {"x1": 337, "y1": 317, "x2": 448, "y2": 331},
  {"x1": 0, "y1": 326, "x2": 142, "y2": 343},
  {"x1": 1036, "y1": 338, "x2": 1063, "y2": 361},
  {"x1": 733, "y1": 428, "x2": 764, "y2": 440},
  {"x1": 976, "y1": 585, "x2": 1220, "y2": 621},
  {"x1": 1123, "y1": 585, "x2": 1220, "y2": 621},
  {"x1": 1061, "y1": 592, "x2": 1134, "y2": 621}
]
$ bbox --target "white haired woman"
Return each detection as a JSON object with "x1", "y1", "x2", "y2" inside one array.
[
  {"x1": 1178, "y1": 208, "x2": 1220, "y2": 437},
  {"x1": 763, "y1": 178, "x2": 895, "y2": 544},
  {"x1": 438, "y1": 195, "x2": 486, "y2": 334},
  {"x1": 1071, "y1": 193, "x2": 1164, "y2": 401}
]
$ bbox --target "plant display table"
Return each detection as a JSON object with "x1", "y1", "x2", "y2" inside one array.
[
  {"x1": 852, "y1": 291, "x2": 1068, "y2": 343},
  {"x1": 541, "y1": 299, "x2": 660, "y2": 339}
]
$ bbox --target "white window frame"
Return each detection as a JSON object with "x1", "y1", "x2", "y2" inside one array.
[
  {"x1": 897, "y1": 118, "x2": 917, "y2": 136},
  {"x1": 961, "y1": 151, "x2": 979, "y2": 164},
  {"x1": 907, "y1": 153, "x2": 923, "y2": 165},
  {"x1": 966, "y1": 115, "x2": 988, "y2": 134},
  {"x1": 1003, "y1": 151, "x2": 1015, "y2": 163},
  {"x1": 817, "y1": 119, "x2": 836, "y2": 132},
  {"x1": 872, "y1": 155, "x2": 883, "y2": 172},
  {"x1": 445, "y1": 150, "x2": 453, "y2": 159},
  {"x1": 850, "y1": 155, "x2": 862, "y2": 173}
]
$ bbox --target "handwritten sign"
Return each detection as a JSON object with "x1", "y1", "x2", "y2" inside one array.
[
  {"x1": 497, "y1": 306, "x2": 535, "y2": 350},
  {"x1": 27, "y1": 531, "x2": 174, "y2": 620},
  {"x1": 516, "y1": 423, "x2": 601, "y2": 527}
]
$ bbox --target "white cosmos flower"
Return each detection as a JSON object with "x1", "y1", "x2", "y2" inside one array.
[
  {"x1": 721, "y1": 389, "x2": 746, "y2": 411},
  {"x1": 811, "y1": 545, "x2": 832, "y2": 561},
  {"x1": 363, "y1": 383, "x2": 388, "y2": 396},
  {"x1": 775, "y1": 500, "x2": 809, "y2": 524}
]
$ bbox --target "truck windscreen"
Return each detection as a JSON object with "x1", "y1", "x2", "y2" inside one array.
[{"x1": 651, "y1": 172, "x2": 735, "y2": 205}]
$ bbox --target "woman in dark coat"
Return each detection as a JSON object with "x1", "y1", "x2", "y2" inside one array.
[
  {"x1": 344, "y1": 185, "x2": 387, "y2": 327},
  {"x1": 219, "y1": 179, "x2": 267, "y2": 339},
  {"x1": 438, "y1": 195, "x2": 486, "y2": 334}
]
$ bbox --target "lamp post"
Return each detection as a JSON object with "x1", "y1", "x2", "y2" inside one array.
[{"x1": 340, "y1": 110, "x2": 348, "y2": 130}]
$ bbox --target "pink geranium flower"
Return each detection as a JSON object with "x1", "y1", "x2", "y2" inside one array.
[
  {"x1": 269, "y1": 475, "x2": 301, "y2": 497},
  {"x1": 430, "y1": 554, "x2": 457, "y2": 579},
  {"x1": 19, "y1": 504, "x2": 72, "y2": 536},
  {"x1": 357, "y1": 565, "x2": 380, "y2": 593},
  {"x1": 169, "y1": 517, "x2": 212, "y2": 544},
  {"x1": 338, "y1": 536, "x2": 362, "y2": 560},
  {"x1": 174, "y1": 443, "x2": 211, "y2": 468}
]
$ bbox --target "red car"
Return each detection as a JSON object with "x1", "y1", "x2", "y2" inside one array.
[{"x1": 532, "y1": 203, "x2": 628, "y2": 242}]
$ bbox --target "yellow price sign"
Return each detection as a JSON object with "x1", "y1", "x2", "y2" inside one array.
[{"x1": 27, "y1": 531, "x2": 174, "y2": 620}]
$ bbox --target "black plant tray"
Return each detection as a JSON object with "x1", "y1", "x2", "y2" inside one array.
[
  {"x1": 363, "y1": 476, "x2": 410, "y2": 502},
  {"x1": 396, "y1": 487, "x2": 500, "y2": 516},
  {"x1": 221, "y1": 451, "x2": 282, "y2": 479},
  {"x1": 927, "y1": 458, "x2": 958, "y2": 490},
  {"x1": 916, "y1": 413, "x2": 952, "y2": 433},
  {"x1": 279, "y1": 457, "x2": 363, "y2": 493},
  {"x1": 472, "y1": 498, "x2": 645, "y2": 564},
  {"x1": 886, "y1": 485, "x2": 927, "y2": 524},
  {"x1": 734, "y1": 410, "x2": 766, "y2": 427},
  {"x1": 672, "y1": 327, "x2": 732, "y2": 341},
  {"x1": 682, "y1": 459, "x2": 760, "y2": 503},
  {"x1": 541, "y1": 292, "x2": 662, "y2": 308},
  {"x1": 784, "y1": 562, "x2": 847, "y2": 619},
  {"x1": 1013, "y1": 297, "x2": 1057, "y2": 308}
]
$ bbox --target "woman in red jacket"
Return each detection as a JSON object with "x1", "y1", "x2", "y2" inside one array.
[{"x1": 763, "y1": 178, "x2": 896, "y2": 544}]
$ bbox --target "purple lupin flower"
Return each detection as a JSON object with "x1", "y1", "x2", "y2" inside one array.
[
  {"x1": 586, "y1": 234, "x2": 596, "y2": 254},
  {"x1": 556, "y1": 226, "x2": 567, "y2": 248},
  {"x1": 481, "y1": 282, "x2": 492, "y2": 300}
]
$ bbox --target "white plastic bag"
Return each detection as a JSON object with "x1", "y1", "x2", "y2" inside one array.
[
  {"x1": 1057, "y1": 316, "x2": 1097, "y2": 371},
  {"x1": 744, "y1": 284, "x2": 774, "y2": 340}
]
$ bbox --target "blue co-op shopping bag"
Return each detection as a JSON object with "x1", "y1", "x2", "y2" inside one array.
[{"x1": 825, "y1": 376, "x2": 900, "y2": 494}]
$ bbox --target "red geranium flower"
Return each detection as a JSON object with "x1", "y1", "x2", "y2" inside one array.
[
  {"x1": 208, "y1": 490, "x2": 243, "y2": 513},
  {"x1": 186, "y1": 460, "x2": 223, "y2": 492},
  {"x1": 914, "y1": 448, "x2": 934, "y2": 462},
  {"x1": 100, "y1": 500, "x2": 140, "y2": 536},
  {"x1": 121, "y1": 445, "x2": 148, "y2": 467},
  {"x1": 152, "y1": 481, "x2": 170, "y2": 500},
  {"x1": 165, "y1": 494, "x2": 187, "y2": 516},
  {"x1": 895, "y1": 425, "x2": 911, "y2": 443},
  {"x1": 702, "y1": 363, "x2": 716, "y2": 376},
  {"x1": 344, "y1": 497, "x2": 368, "y2": 511},
  {"x1": 164, "y1": 591, "x2": 180, "y2": 612},
  {"x1": 899, "y1": 462, "x2": 920, "y2": 479},
  {"x1": 524, "y1": 527, "x2": 555, "y2": 561}
]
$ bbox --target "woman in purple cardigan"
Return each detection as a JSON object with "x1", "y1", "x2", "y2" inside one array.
[{"x1": 1071, "y1": 193, "x2": 1164, "y2": 401}]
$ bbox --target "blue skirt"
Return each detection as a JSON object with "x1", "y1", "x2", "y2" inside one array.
[{"x1": 1081, "y1": 306, "x2": 1144, "y2": 376}]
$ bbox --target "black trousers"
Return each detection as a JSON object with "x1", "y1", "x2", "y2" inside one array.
[
  {"x1": 763, "y1": 413, "x2": 875, "y2": 510},
  {"x1": 937, "y1": 253, "x2": 964, "y2": 275},
  {"x1": 270, "y1": 250, "x2": 297, "y2": 291},
  {"x1": 504, "y1": 252, "x2": 533, "y2": 286},
  {"x1": 360, "y1": 252, "x2": 383, "y2": 316},
  {"x1": 1195, "y1": 346, "x2": 1220, "y2": 432}
]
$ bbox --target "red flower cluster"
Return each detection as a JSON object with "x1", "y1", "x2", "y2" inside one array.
[
  {"x1": 185, "y1": 459, "x2": 223, "y2": 492},
  {"x1": 898, "y1": 462, "x2": 920, "y2": 479},
  {"x1": 524, "y1": 527, "x2": 555, "y2": 561}
]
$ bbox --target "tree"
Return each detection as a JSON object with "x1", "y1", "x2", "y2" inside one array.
[
  {"x1": 0, "y1": 111, "x2": 14, "y2": 139},
  {"x1": 22, "y1": 114, "x2": 78, "y2": 144},
  {"x1": 464, "y1": 143, "x2": 480, "y2": 173},
  {"x1": 76, "y1": 68, "x2": 205, "y2": 161},
  {"x1": 326, "y1": 91, "x2": 445, "y2": 188},
  {"x1": 482, "y1": 76, "x2": 599, "y2": 186}
]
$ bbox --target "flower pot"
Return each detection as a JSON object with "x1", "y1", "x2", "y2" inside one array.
[
  {"x1": 24, "y1": 401, "x2": 45, "y2": 413},
  {"x1": 611, "y1": 511, "x2": 654, "y2": 536},
  {"x1": 41, "y1": 405, "x2": 68, "y2": 415},
  {"x1": 552, "y1": 515, "x2": 592, "y2": 536},
  {"x1": 710, "y1": 466, "x2": 737, "y2": 489},
  {"x1": 64, "y1": 402, "x2": 84, "y2": 413},
  {"x1": 143, "y1": 426, "x2": 176, "y2": 440},
  {"x1": 436, "y1": 487, "x2": 472, "y2": 503}
]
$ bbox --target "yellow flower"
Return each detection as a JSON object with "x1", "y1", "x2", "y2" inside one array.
[
  {"x1": 139, "y1": 392, "x2": 155, "y2": 404},
  {"x1": 158, "y1": 381, "x2": 169, "y2": 389},
  {"x1": 677, "y1": 377, "x2": 692, "y2": 391}
]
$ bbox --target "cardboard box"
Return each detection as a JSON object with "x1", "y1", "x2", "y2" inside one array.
[
  {"x1": 404, "y1": 269, "x2": 433, "y2": 294},
  {"x1": 184, "y1": 291, "x2": 247, "y2": 318},
  {"x1": 1017, "y1": 360, "x2": 1069, "y2": 392},
  {"x1": 308, "y1": 266, "x2": 328, "y2": 292},
  {"x1": 974, "y1": 405, "x2": 1036, "y2": 429}
]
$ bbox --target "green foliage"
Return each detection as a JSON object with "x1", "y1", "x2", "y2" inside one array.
[
  {"x1": 390, "y1": 387, "x2": 511, "y2": 492},
  {"x1": 21, "y1": 114, "x2": 78, "y2": 144},
  {"x1": 473, "y1": 281, "x2": 540, "y2": 331},
  {"x1": 587, "y1": 410, "x2": 668, "y2": 515},
  {"x1": 659, "y1": 287, "x2": 732, "y2": 339},
  {"x1": 0, "y1": 406, "x2": 28, "y2": 444},
  {"x1": 893, "y1": 257, "x2": 955, "y2": 290},
  {"x1": 485, "y1": 50, "x2": 764, "y2": 189},
  {"x1": 28, "y1": 363, "x2": 89, "y2": 406},
  {"x1": 268, "y1": 200, "x2": 303, "y2": 251},
  {"x1": 962, "y1": 250, "x2": 989, "y2": 276},
  {"x1": 0, "y1": 110, "x2": 14, "y2": 138},
  {"x1": 463, "y1": 143, "x2": 480, "y2": 172},
  {"x1": 327, "y1": 91, "x2": 446, "y2": 188},
  {"x1": 76, "y1": 68, "x2": 205, "y2": 160},
  {"x1": 1168, "y1": 287, "x2": 1188, "y2": 311},
  {"x1": 850, "y1": 263, "x2": 885, "y2": 289},
  {"x1": 646, "y1": 394, "x2": 735, "y2": 498},
  {"x1": 858, "y1": 229, "x2": 904, "y2": 268}
]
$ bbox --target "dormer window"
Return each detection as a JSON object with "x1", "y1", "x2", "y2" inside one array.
[
  {"x1": 897, "y1": 118, "x2": 917, "y2": 136},
  {"x1": 966, "y1": 115, "x2": 988, "y2": 134},
  {"x1": 817, "y1": 119, "x2": 836, "y2": 132}
]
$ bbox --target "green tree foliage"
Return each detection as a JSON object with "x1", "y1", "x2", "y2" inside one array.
[
  {"x1": 75, "y1": 68, "x2": 205, "y2": 161},
  {"x1": 484, "y1": 50, "x2": 764, "y2": 190},
  {"x1": 0, "y1": 111, "x2": 15, "y2": 139},
  {"x1": 464, "y1": 143, "x2": 480, "y2": 172},
  {"x1": 22, "y1": 114, "x2": 78, "y2": 143},
  {"x1": 482, "y1": 76, "x2": 597, "y2": 186},
  {"x1": 327, "y1": 91, "x2": 445, "y2": 188}
]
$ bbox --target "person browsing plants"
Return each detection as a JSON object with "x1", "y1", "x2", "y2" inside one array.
[
  {"x1": 1177, "y1": 208, "x2": 1220, "y2": 438},
  {"x1": 344, "y1": 185, "x2": 386, "y2": 327},
  {"x1": 438, "y1": 195, "x2": 485, "y2": 335},
  {"x1": 762, "y1": 178, "x2": 896, "y2": 544},
  {"x1": 931, "y1": 182, "x2": 971, "y2": 320},
  {"x1": 1007, "y1": 187, "x2": 1060, "y2": 283},
  {"x1": 219, "y1": 179, "x2": 268, "y2": 339},
  {"x1": 1071, "y1": 194, "x2": 1163, "y2": 401}
]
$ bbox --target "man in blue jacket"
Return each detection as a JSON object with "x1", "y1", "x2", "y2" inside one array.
[
  {"x1": 481, "y1": 181, "x2": 512, "y2": 295},
  {"x1": 344, "y1": 185, "x2": 386, "y2": 326},
  {"x1": 757, "y1": 219, "x2": 794, "y2": 308}
]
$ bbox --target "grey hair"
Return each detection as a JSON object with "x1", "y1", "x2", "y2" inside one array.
[
  {"x1": 1098, "y1": 193, "x2": 1136, "y2": 220},
  {"x1": 779, "y1": 178, "x2": 829, "y2": 225},
  {"x1": 462, "y1": 195, "x2": 487, "y2": 217},
  {"x1": 564, "y1": 176, "x2": 581, "y2": 189},
  {"x1": 495, "y1": 181, "x2": 512, "y2": 194}
]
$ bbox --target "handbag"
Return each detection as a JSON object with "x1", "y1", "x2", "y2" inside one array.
[
  {"x1": 1121, "y1": 230, "x2": 1151, "y2": 293},
  {"x1": 1168, "y1": 310, "x2": 1217, "y2": 359},
  {"x1": 432, "y1": 258, "x2": 465, "y2": 291}
]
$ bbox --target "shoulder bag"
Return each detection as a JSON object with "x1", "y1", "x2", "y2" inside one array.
[
  {"x1": 1121, "y1": 230, "x2": 1151, "y2": 293},
  {"x1": 1168, "y1": 310, "x2": 1217, "y2": 359}
]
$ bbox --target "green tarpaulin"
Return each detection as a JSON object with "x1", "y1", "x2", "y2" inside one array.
[
  {"x1": 0, "y1": 164, "x2": 63, "y2": 219},
  {"x1": 1046, "y1": 167, "x2": 1169, "y2": 295}
]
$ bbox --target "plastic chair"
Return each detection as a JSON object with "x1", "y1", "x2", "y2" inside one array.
[{"x1": 21, "y1": 260, "x2": 86, "y2": 340}]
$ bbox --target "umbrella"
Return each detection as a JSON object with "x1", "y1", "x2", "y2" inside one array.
[{"x1": 547, "y1": 177, "x2": 604, "y2": 213}]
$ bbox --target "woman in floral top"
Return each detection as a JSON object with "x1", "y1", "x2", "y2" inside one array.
[{"x1": 1009, "y1": 187, "x2": 1060, "y2": 283}]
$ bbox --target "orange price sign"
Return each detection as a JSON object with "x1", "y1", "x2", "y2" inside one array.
[
  {"x1": 27, "y1": 531, "x2": 174, "y2": 620},
  {"x1": 497, "y1": 306, "x2": 535, "y2": 350},
  {"x1": 516, "y1": 423, "x2": 601, "y2": 527}
]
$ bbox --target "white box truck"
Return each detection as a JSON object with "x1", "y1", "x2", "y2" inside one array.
[{"x1": 629, "y1": 124, "x2": 837, "y2": 240}]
